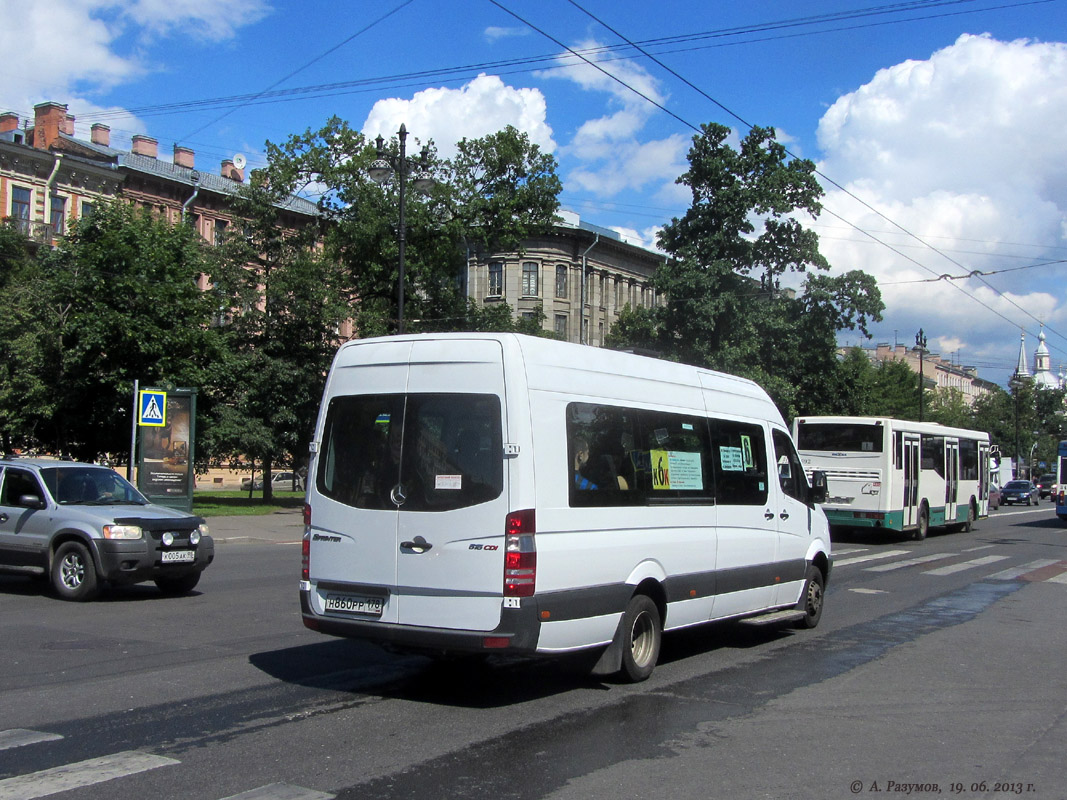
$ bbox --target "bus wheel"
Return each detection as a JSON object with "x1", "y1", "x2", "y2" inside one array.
[
  {"x1": 794, "y1": 565, "x2": 825, "y2": 629},
  {"x1": 619, "y1": 595, "x2": 661, "y2": 683},
  {"x1": 912, "y1": 504, "x2": 929, "y2": 541},
  {"x1": 963, "y1": 502, "x2": 975, "y2": 533}
]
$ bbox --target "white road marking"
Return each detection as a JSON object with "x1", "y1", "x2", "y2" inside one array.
[
  {"x1": 848, "y1": 588, "x2": 888, "y2": 594},
  {"x1": 923, "y1": 555, "x2": 1010, "y2": 576},
  {"x1": 987, "y1": 559, "x2": 1061, "y2": 581},
  {"x1": 0, "y1": 751, "x2": 178, "y2": 800},
  {"x1": 834, "y1": 549, "x2": 910, "y2": 567},
  {"x1": 0, "y1": 730, "x2": 62, "y2": 751},
  {"x1": 865, "y1": 553, "x2": 953, "y2": 572},
  {"x1": 1045, "y1": 571, "x2": 1067, "y2": 584},
  {"x1": 219, "y1": 783, "x2": 335, "y2": 800}
]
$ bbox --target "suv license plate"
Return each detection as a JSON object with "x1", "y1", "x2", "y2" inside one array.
[
  {"x1": 161, "y1": 550, "x2": 195, "y2": 563},
  {"x1": 325, "y1": 594, "x2": 384, "y2": 617}
]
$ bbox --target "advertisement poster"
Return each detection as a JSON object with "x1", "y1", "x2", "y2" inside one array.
[{"x1": 138, "y1": 389, "x2": 196, "y2": 512}]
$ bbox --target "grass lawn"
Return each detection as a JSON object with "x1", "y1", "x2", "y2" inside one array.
[{"x1": 193, "y1": 490, "x2": 305, "y2": 516}]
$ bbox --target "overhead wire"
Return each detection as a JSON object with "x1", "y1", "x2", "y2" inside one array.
[{"x1": 516, "y1": 0, "x2": 1067, "y2": 359}]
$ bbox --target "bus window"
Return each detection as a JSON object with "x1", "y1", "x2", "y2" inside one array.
[{"x1": 796, "y1": 422, "x2": 885, "y2": 453}]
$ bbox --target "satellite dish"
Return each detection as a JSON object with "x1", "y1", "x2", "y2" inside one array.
[{"x1": 232, "y1": 153, "x2": 247, "y2": 170}]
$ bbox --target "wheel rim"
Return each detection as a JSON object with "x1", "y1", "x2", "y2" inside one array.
[
  {"x1": 806, "y1": 578, "x2": 823, "y2": 618},
  {"x1": 630, "y1": 610, "x2": 656, "y2": 668},
  {"x1": 60, "y1": 553, "x2": 84, "y2": 590}
]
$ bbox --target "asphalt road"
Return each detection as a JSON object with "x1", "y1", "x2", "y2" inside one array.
[{"x1": 1, "y1": 505, "x2": 1066, "y2": 800}]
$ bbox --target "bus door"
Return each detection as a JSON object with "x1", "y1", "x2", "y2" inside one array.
[
  {"x1": 902, "y1": 434, "x2": 921, "y2": 528},
  {"x1": 978, "y1": 441, "x2": 990, "y2": 510},
  {"x1": 945, "y1": 438, "x2": 960, "y2": 523}
]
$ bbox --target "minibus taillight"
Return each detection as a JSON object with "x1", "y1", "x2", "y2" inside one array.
[
  {"x1": 504, "y1": 509, "x2": 536, "y2": 598},
  {"x1": 301, "y1": 503, "x2": 311, "y2": 581}
]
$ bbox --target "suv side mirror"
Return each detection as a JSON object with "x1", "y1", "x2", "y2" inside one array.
[
  {"x1": 809, "y1": 471, "x2": 828, "y2": 505},
  {"x1": 18, "y1": 494, "x2": 46, "y2": 510}
]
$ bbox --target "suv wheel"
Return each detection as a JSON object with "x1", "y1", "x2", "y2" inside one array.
[{"x1": 51, "y1": 541, "x2": 99, "y2": 602}]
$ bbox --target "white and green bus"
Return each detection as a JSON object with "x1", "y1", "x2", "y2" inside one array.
[{"x1": 793, "y1": 416, "x2": 992, "y2": 540}]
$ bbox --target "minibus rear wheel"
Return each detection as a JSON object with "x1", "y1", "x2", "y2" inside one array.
[{"x1": 620, "y1": 594, "x2": 661, "y2": 683}]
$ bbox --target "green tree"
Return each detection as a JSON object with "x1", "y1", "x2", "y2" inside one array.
[
  {"x1": 207, "y1": 177, "x2": 350, "y2": 500},
  {"x1": 0, "y1": 221, "x2": 42, "y2": 453},
  {"x1": 606, "y1": 123, "x2": 883, "y2": 419},
  {"x1": 3, "y1": 203, "x2": 220, "y2": 461},
  {"x1": 261, "y1": 119, "x2": 561, "y2": 336}
]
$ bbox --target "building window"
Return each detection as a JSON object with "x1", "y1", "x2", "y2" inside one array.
[
  {"x1": 599, "y1": 273, "x2": 606, "y2": 308},
  {"x1": 80, "y1": 201, "x2": 95, "y2": 219},
  {"x1": 11, "y1": 186, "x2": 31, "y2": 234},
  {"x1": 488, "y1": 261, "x2": 503, "y2": 297},
  {"x1": 555, "y1": 314, "x2": 568, "y2": 337},
  {"x1": 522, "y1": 261, "x2": 539, "y2": 297},
  {"x1": 555, "y1": 264, "x2": 568, "y2": 299},
  {"x1": 214, "y1": 219, "x2": 228, "y2": 246},
  {"x1": 50, "y1": 195, "x2": 66, "y2": 236}
]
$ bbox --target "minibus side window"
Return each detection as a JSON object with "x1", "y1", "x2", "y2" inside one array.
[
  {"x1": 772, "y1": 428, "x2": 808, "y2": 504},
  {"x1": 710, "y1": 419, "x2": 768, "y2": 505},
  {"x1": 566, "y1": 402, "x2": 713, "y2": 507}
]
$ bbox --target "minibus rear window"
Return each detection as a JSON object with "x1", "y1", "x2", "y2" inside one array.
[{"x1": 318, "y1": 393, "x2": 503, "y2": 512}]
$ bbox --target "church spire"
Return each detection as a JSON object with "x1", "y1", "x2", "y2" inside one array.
[{"x1": 1014, "y1": 331, "x2": 1031, "y2": 378}]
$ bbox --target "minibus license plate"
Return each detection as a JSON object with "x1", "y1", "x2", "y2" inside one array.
[
  {"x1": 161, "y1": 550, "x2": 195, "y2": 563},
  {"x1": 325, "y1": 594, "x2": 384, "y2": 616}
]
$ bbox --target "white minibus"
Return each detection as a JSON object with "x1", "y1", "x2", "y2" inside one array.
[{"x1": 300, "y1": 333, "x2": 832, "y2": 681}]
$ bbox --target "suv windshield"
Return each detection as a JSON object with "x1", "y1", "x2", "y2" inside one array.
[{"x1": 40, "y1": 467, "x2": 148, "y2": 505}]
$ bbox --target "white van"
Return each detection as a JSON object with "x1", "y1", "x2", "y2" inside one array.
[{"x1": 300, "y1": 333, "x2": 831, "y2": 681}]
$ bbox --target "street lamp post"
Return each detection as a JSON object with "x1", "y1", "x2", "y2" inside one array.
[
  {"x1": 369, "y1": 124, "x2": 434, "y2": 335},
  {"x1": 1010, "y1": 375, "x2": 1022, "y2": 479},
  {"x1": 915, "y1": 328, "x2": 928, "y2": 422}
]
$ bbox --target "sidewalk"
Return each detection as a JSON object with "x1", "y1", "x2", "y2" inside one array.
[{"x1": 203, "y1": 508, "x2": 304, "y2": 545}]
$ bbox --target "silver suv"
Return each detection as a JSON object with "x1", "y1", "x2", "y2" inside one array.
[{"x1": 0, "y1": 458, "x2": 214, "y2": 601}]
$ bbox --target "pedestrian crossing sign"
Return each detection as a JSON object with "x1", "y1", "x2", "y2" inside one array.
[{"x1": 138, "y1": 390, "x2": 167, "y2": 427}]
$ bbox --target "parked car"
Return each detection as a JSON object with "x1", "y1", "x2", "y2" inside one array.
[
  {"x1": 988, "y1": 483, "x2": 1001, "y2": 510},
  {"x1": 0, "y1": 459, "x2": 214, "y2": 601},
  {"x1": 1034, "y1": 473, "x2": 1056, "y2": 499},
  {"x1": 241, "y1": 471, "x2": 304, "y2": 491},
  {"x1": 999, "y1": 479, "x2": 1039, "y2": 506}
]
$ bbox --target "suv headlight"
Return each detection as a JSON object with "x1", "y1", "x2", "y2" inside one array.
[{"x1": 103, "y1": 524, "x2": 143, "y2": 540}]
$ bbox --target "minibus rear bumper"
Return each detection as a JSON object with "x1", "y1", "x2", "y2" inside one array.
[{"x1": 299, "y1": 589, "x2": 541, "y2": 653}]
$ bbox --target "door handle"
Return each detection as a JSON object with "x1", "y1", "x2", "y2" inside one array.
[
  {"x1": 764, "y1": 511, "x2": 775, "y2": 520},
  {"x1": 0, "y1": 513, "x2": 6, "y2": 523},
  {"x1": 779, "y1": 511, "x2": 790, "y2": 520},
  {"x1": 400, "y1": 536, "x2": 432, "y2": 554}
]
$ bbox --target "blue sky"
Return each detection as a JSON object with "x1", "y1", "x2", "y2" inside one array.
[{"x1": 4, "y1": 0, "x2": 1067, "y2": 388}]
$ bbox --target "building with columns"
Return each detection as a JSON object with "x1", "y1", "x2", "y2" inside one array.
[
  {"x1": 471, "y1": 211, "x2": 666, "y2": 346},
  {"x1": 842, "y1": 340, "x2": 996, "y2": 405}
]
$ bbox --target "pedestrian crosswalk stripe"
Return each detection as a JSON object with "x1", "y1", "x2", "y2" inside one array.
[
  {"x1": 834, "y1": 549, "x2": 910, "y2": 567},
  {"x1": 865, "y1": 553, "x2": 953, "y2": 572},
  {"x1": 0, "y1": 750, "x2": 178, "y2": 800},
  {"x1": 987, "y1": 559, "x2": 1061, "y2": 581},
  {"x1": 219, "y1": 782, "x2": 335, "y2": 800},
  {"x1": 0, "y1": 729, "x2": 62, "y2": 752},
  {"x1": 1046, "y1": 571, "x2": 1067, "y2": 584},
  {"x1": 923, "y1": 555, "x2": 1010, "y2": 576}
]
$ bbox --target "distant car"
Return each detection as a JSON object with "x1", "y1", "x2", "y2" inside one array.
[
  {"x1": 1000, "y1": 479, "x2": 1039, "y2": 506},
  {"x1": 241, "y1": 471, "x2": 304, "y2": 491},
  {"x1": 0, "y1": 458, "x2": 213, "y2": 601},
  {"x1": 988, "y1": 484, "x2": 1001, "y2": 510},
  {"x1": 1034, "y1": 473, "x2": 1056, "y2": 499}
]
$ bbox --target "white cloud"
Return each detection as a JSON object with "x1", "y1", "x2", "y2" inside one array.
[
  {"x1": 0, "y1": 0, "x2": 268, "y2": 140},
  {"x1": 814, "y1": 34, "x2": 1067, "y2": 378},
  {"x1": 123, "y1": 0, "x2": 271, "y2": 42},
  {"x1": 538, "y1": 38, "x2": 687, "y2": 203},
  {"x1": 361, "y1": 74, "x2": 556, "y2": 159},
  {"x1": 484, "y1": 26, "x2": 528, "y2": 43}
]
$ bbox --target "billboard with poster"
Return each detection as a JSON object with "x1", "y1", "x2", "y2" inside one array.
[{"x1": 137, "y1": 388, "x2": 197, "y2": 512}]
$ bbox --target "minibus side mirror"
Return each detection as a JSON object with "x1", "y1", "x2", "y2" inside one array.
[{"x1": 809, "y1": 471, "x2": 828, "y2": 505}]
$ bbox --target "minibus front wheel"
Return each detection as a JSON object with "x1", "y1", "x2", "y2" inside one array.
[{"x1": 620, "y1": 594, "x2": 662, "y2": 683}]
